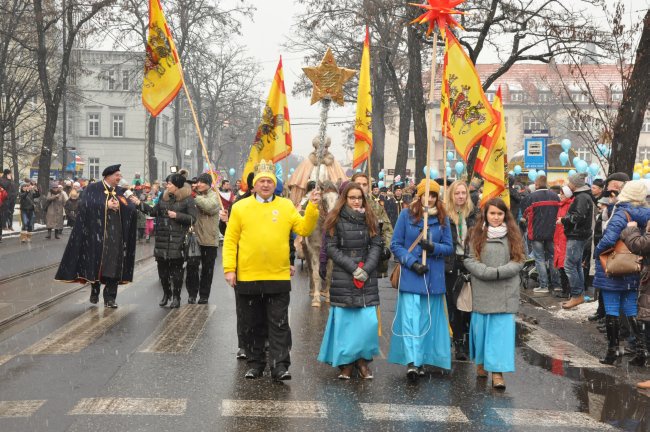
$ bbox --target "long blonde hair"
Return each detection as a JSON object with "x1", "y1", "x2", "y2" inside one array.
[{"x1": 444, "y1": 180, "x2": 474, "y2": 225}]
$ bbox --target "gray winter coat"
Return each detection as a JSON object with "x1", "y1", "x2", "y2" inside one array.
[
  {"x1": 45, "y1": 190, "x2": 66, "y2": 229},
  {"x1": 194, "y1": 189, "x2": 220, "y2": 247},
  {"x1": 326, "y1": 206, "x2": 383, "y2": 308},
  {"x1": 463, "y1": 236, "x2": 523, "y2": 314}
]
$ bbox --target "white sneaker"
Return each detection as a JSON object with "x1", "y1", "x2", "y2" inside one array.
[{"x1": 533, "y1": 287, "x2": 549, "y2": 294}]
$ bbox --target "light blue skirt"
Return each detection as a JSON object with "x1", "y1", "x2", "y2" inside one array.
[
  {"x1": 387, "y1": 292, "x2": 451, "y2": 370},
  {"x1": 317, "y1": 305, "x2": 379, "y2": 367},
  {"x1": 469, "y1": 312, "x2": 516, "y2": 372}
]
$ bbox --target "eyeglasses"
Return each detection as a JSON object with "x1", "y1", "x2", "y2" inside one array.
[{"x1": 347, "y1": 195, "x2": 363, "y2": 201}]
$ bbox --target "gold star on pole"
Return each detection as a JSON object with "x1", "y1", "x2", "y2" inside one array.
[{"x1": 303, "y1": 48, "x2": 356, "y2": 106}]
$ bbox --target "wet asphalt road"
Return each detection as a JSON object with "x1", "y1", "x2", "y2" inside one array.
[{"x1": 0, "y1": 256, "x2": 648, "y2": 431}]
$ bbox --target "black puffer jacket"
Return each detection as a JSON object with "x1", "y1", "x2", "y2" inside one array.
[
  {"x1": 326, "y1": 206, "x2": 383, "y2": 308},
  {"x1": 561, "y1": 187, "x2": 593, "y2": 240},
  {"x1": 139, "y1": 183, "x2": 197, "y2": 260}
]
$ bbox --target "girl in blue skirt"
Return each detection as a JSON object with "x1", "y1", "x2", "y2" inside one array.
[
  {"x1": 318, "y1": 183, "x2": 383, "y2": 379},
  {"x1": 464, "y1": 198, "x2": 525, "y2": 389}
]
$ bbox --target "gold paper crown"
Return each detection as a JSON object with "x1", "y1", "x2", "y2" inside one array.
[{"x1": 254, "y1": 159, "x2": 275, "y2": 176}]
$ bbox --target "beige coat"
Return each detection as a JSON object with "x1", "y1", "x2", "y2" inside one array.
[
  {"x1": 193, "y1": 188, "x2": 220, "y2": 247},
  {"x1": 45, "y1": 190, "x2": 66, "y2": 229}
]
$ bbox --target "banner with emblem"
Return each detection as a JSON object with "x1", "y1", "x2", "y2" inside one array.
[
  {"x1": 242, "y1": 58, "x2": 292, "y2": 191},
  {"x1": 440, "y1": 32, "x2": 496, "y2": 162},
  {"x1": 353, "y1": 27, "x2": 373, "y2": 169},
  {"x1": 142, "y1": 0, "x2": 183, "y2": 117}
]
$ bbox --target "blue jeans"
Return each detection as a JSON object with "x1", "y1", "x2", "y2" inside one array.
[
  {"x1": 564, "y1": 239, "x2": 586, "y2": 297},
  {"x1": 531, "y1": 240, "x2": 560, "y2": 289},
  {"x1": 21, "y1": 210, "x2": 35, "y2": 232},
  {"x1": 601, "y1": 289, "x2": 637, "y2": 317}
]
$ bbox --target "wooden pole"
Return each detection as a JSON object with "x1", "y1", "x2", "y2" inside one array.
[
  {"x1": 422, "y1": 32, "x2": 439, "y2": 264},
  {"x1": 181, "y1": 80, "x2": 224, "y2": 210}
]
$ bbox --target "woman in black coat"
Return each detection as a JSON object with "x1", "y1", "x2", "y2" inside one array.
[
  {"x1": 317, "y1": 182, "x2": 383, "y2": 380},
  {"x1": 130, "y1": 174, "x2": 197, "y2": 308}
]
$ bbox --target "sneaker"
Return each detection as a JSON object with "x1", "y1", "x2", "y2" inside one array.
[
  {"x1": 244, "y1": 368, "x2": 264, "y2": 379},
  {"x1": 407, "y1": 364, "x2": 418, "y2": 381},
  {"x1": 533, "y1": 287, "x2": 549, "y2": 294},
  {"x1": 236, "y1": 349, "x2": 247, "y2": 360},
  {"x1": 272, "y1": 368, "x2": 292, "y2": 381}
]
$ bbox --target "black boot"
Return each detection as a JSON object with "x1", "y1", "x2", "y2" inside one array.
[
  {"x1": 600, "y1": 315, "x2": 620, "y2": 365},
  {"x1": 55, "y1": 229, "x2": 61, "y2": 239},
  {"x1": 169, "y1": 287, "x2": 181, "y2": 309},
  {"x1": 454, "y1": 338, "x2": 468, "y2": 361},
  {"x1": 628, "y1": 318, "x2": 648, "y2": 367},
  {"x1": 159, "y1": 285, "x2": 171, "y2": 307},
  {"x1": 45, "y1": 229, "x2": 52, "y2": 239}
]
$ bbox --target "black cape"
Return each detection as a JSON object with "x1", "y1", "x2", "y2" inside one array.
[{"x1": 55, "y1": 181, "x2": 138, "y2": 284}]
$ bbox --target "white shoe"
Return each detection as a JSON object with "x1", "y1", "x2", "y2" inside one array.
[{"x1": 533, "y1": 287, "x2": 549, "y2": 294}]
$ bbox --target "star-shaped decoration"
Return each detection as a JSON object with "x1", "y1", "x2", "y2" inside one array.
[
  {"x1": 409, "y1": 0, "x2": 465, "y2": 38},
  {"x1": 303, "y1": 48, "x2": 356, "y2": 106}
]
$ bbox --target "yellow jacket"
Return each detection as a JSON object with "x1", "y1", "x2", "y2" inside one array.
[{"x1": 223, "y1": 195, "x2": 319, "y2": 281}]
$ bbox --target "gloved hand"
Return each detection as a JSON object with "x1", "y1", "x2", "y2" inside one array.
[
  {"x1": 419, "y1": 239, "x2": 435, "y2": 252},
  {"x1": 411, "y1": 262, "x2": 429, "y2": 275},
  {"x1": 353, "y1": 267, "x2": 369, "y2": 282},
  {"x1": 381, "y1": 247, "x2": 392, "y2": 260}
]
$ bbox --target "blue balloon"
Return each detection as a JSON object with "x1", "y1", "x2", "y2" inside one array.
[
  {"x1": 423, "y1": 166, "x2": 438, "y2": 179},
  {"x1": 445, "y1": 161, "x2": 450, "y2": 167},
  {"x1": 455, "y1": 161, "x2": 464, "y2": 176},
  {"x1": 559, "y1": 152, "x2": 569, "y2": 166},
  {"x1": 568, "y1": 169, "x2": 577, "y2": 176},
  {"x1": 378, "y1": 171, "x2": 385, "y2": 180},
  {"x1": 290, "y1": 168, "x2": 295, "y2": 174},
  {"x1": 447, "y1": 151, "x2": 455, "y2": 161},
  {"x1": 514, "y1": 165, "x2": 522, "y2": 175},
  {"x1": 537, "y1": 170, "x2": 546, "y2": 177},
  {"x1": 576, "y1": 160, "x2": 589, "y2": 174},
  {"x1": 561, "y1": 139, "x2": 572, "y2": 152},
  {"x1": 528, "y1": 170, "x2": 538, "y2": 182},
  {"x1": 228, "y1": 168, "x2": 235, "y2": 176},
  {"x1": 446, "y1": 166, "x2": 452, "y2": 177},
  {"x1": 275, "y1": 164, "x2": 283, "y2": 178},
  {"x1": 572, "y1": 157, "x2": 581, "y2": 167},
  {"x1": 633, "y1": 172, "x2": 641, "y2": 180},
  {"x1": 378, "y1": 181, "x2": 385, "y2": 188},
  {"x1": 508, "y1": 170, "x2": 515, "y2": 177},
  {"x1": 588, "y1": 162, "x2": 600, "y2": 177},
  {"x1": 355, "y1": 169, "x2": 362, "y2": 173}
]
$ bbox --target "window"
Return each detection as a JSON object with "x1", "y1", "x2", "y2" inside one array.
[
  {"x1": 571, "y1": 92, "x2": 589, "y2": 103},
  {"x1": 486, "y1": 92, "x2": 495, "y2": 102},
  {"x1": 107, "y1": 69, "x2": 115, "y2": 90},
  {"x1": 122, "y1": 70, "x2": 129, "y2": 90},
  {"x1": 510, "y1": 92, "x2": 524, "y2": 102},
  {"x1": 161, "y1": 161, "x2": 168, "y2": 176},
  {"x1": 576, "y1": 148, "x2": 590, "y2": 161},
  {"x1": 88, "y1": 113, "x2": 100, "y2": 137},
  {"x1": 89, "y1": 157, "x2": 100, "y2": 179},
  {"x1": 639, "y1": 147, "x2": 650, "y2": 160},
  {"x1": 642, "y1": 117, "x2": 650, "y2": 133},
  {"x1": 611, "y1": 92, "x2": 623, "y2": 102},
  {"x1": 538, "y1": 92, "x2": 551, "y2": 103},
  {"x1": 408, "y1": 143, "x2": 415, "y2": 159},
  {"x1": 112, "y1": 114, "x2": 124, "y2": 137},
  {"x1": 162, "y1": 120, "x2": 168, "y2": 144},
  {"x1": 523, "y1": 116, "x2": 545, "y2": 131}
]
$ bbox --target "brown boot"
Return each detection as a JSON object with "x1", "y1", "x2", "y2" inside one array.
[
  {"x1": 26, "y1": 232, "x2": 32, "y2": 242},
  {"x1": 637, "y1": 380, "x2": 650, "y2": 389},
  {"x1": 356, "y1": 359, "x2": 373, "y2": 379},
  {"x1": 477, "y1": 364, "x2": 488, "y2": 378},
  {"x1": 492, "y1": 372, "x2": 506, "y2": 389},
  {"x1": 562, "y1": 295, "x2": 584, "y2": 309},
  {"x1": 20, "y1": 231, "x2": 27, "y2": 243}
]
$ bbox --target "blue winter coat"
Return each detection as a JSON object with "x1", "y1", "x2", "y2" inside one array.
[
  {"x1": 594, "y1": 202, "x2": 650, "y2": 292},
  {"x1": 390, "y1": 209, "x2": 453, "y2": 295}
]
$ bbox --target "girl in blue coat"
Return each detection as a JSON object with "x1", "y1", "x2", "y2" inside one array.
[{"x1": 389, "y1": 179, "x2": 454, "y2": 380}]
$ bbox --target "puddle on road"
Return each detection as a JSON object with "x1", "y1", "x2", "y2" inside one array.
[{"x1": 516, "y1": 323, "x2": 650, "y2": 431}]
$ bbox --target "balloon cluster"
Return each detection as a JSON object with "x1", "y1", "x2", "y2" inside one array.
[{"x1": 634, "y1": 159, "x2": 650, "y2": 180}]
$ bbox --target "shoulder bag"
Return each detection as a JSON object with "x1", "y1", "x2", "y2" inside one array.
[
  {"x1": 184, "y1": 225, "x2": 201, "y2": 264},
  {"x1": 599, "y1": 211, "x2": 643, "y2": 277},
  {"x1": 390, "y1": 232, "x2": 424, "y2": 289}
]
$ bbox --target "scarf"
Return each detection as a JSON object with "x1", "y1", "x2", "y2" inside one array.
[
  {"x1": 487, "y1": 223, "x2": 508, "y2": 239},
  {"x1": 427, "y1": 207, "x2": 438, "y2": 216}
]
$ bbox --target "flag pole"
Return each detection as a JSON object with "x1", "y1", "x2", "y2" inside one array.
[
  {"x1": 422, "y1": 31, "x2": 439, "y2": 265},
  {"x1": 181, "y1": 80, "x2": 224, "y2": 210}
]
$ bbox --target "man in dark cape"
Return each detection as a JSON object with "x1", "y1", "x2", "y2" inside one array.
[{"x1": 55, "y1": 165, "x2": 137, "y2": 308}]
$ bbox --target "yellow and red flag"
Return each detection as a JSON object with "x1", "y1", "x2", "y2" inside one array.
[
  {"x1": 353, "y1": 27, "x2": 373, "y2": 169},
  {"x1": 475, "y1": 86, "x2": 509, "y2": 207},
  {"x1": 242, "y1": 58, "x2": 292, "y2": 190},
  {"x1": 440, "y1": 32, "x2": 496, "y2": 162},
  {"x1": 142, "y1": 0, "x2": 183, "y2": 117}
]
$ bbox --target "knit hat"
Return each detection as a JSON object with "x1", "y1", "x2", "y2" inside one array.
[
  {"x1": 196, "y1": 173, "x2": 212, "y2": 186},
  {"x1": 252, "y1": 159, "x2": 277, "y2": 186},
  {"x1": 561, "y1": 185, "x2": 573, "y2": 198},
  {"x1": 416, "y1": 179, "x2": 440, "y2": 197},
  {"x1": 168, "y1": 173, "x2": 186, "y2": 189},
  {"x1": 568, "y1": 173, "x2": 587, "y2": 189},
  {"x1": 618, "y1": 180, "x2": 648, "y2": 204}
]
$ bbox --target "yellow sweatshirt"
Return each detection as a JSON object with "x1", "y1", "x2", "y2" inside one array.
[{"x1": 223, "y1": 195, "x2": 319, "y2": 281}]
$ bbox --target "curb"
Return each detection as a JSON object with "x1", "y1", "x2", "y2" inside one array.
[{"x1": 0, "y1": 253, "x2": 155, "y2": 330}]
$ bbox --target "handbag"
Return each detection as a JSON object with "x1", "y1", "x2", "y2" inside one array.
[
  {"x1": 456, "y1": 274, "x2": 472, "y2": 312},
  {"x1": 390, "y1": 232, "x2": 424, "y2": 289},
  {"x1": 184, "y1": 226, "x2": 201, "y2": 263},
  {"x1": 599, "y1": 211, "x2": 643, "y2": 277}
]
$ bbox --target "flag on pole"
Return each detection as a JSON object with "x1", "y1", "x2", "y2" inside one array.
[
  {"x1": 242, "y1": 58, "x2": 292, "y2": 189},
  {"x1": 475, "y1": 86, "x2": 509, "y2": 207},
  {"x1": 142, "y1": 0, "x2": 183, "y2": 117},
  {"x1": 353, "y1": 27, "x2": 373, "y2": 169},
  {"x1": 440, "y1": 32, "x2": 496, "y2": 162}
]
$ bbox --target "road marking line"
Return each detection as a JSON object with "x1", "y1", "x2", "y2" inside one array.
[
  {"x1": 0, "y1": 400, "x2": 46, "y2": 418},
  {"x1": 0, "y1": 355, "x2": 13, "y2": 367},
  {"x1": 21, "y1": 306, "x2": 132, "y2": 355},
  {"x1": 221, "y1": 399, "x2": 328, "y2": 418},
  {"x1": 360, "y1": 403, "x2": 469, "y2": 423},
  {"x1": 518, "y1": 320, "x2": 612, "y2": 368},
  {"x1": 138, "y1": 305, "x2": 216, "y2": 353},
  {"x1": 68, "y1": 397, "x2": 186, "y2": 416},
  {"x1": 493, "y1": 408, "x2": 614, "y2": 429}
]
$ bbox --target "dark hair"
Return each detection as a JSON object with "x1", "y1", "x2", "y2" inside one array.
[
  {"x1": 535, "y1": 175, "x2": 547, "y2": 188},
  {"x1": 470, "y1": 198, "x2": 525, "y2": 263},
  {"x1": 221, "y1": 180, "x2": 229, "y2": 187},
  {"x1": 409, "y1": 191, "x2": 446, "y2": 225},
  {"x1": 324, "y1": 183, "x2": 378, "y2": 237},
  {"x1": 351, "y1": 173, "x2": 369, "y2": 183},
  {"x1": 306, "y1": 181, "x2": 317, "y2": 193}
]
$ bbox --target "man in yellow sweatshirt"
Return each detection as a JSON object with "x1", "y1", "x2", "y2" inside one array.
[{"x1": 223, "y1": 160, "x2": 321, "y2": 381}]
